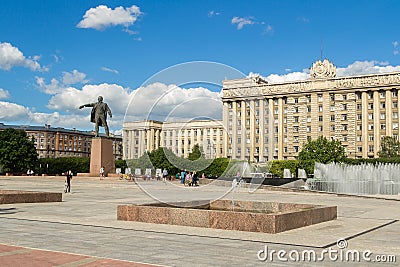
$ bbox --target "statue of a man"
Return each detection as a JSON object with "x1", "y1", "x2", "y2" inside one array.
[{"x1": 79, "y1": 96, "x2": 112, "y2": 137}]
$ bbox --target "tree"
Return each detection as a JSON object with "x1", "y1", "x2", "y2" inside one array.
[
  {"x1": 378, "y1": 136, "x2": 400, "y2": 158},
  {"x1": 298, "y1": 136, "x2": 346, "y2": 175},
  {"x1": 188, "y1": 144, "x2": 202, "y2": 161},
  {"x1": 0, "y1": 128, "x2": 38, "y2": 173}
]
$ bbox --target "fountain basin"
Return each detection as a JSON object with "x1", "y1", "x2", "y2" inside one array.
[{"x1": 117, "y1": 200, "x2": 337, "y2": 233}]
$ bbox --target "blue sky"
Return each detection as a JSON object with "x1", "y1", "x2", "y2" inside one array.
[{"x1": 0, "y1": 0, "x2": 400, "y2": 134}]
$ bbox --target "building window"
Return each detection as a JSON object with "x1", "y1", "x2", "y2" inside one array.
[
  {"x1": 380, "y1": 91, "x2": 386, "y2": 98},
  {"x1": 368, "y1": 92, "x2": 373, "y2": 99},
  {"x1": 294, "y1": 146, "x2": 299, "y2": 153},
  {"x1": 294, "y1": 97, "x2": 299, "y2": 103},
  {"x1": 343, "y1": 124, "x2": 348, "y2": 131},
  {"x1": 306, "y1": 95, "x2": 311, "y2": 103},
  {"x1": 358, "y1": 147, "x2": 362, "y2": 152},
  {"x1": 307, "y1": 116, "x2": 311, "y2": 122},
  {"x1": 342, "y1": 114, "x2": 347, "y2": 120},
  {"x1": 357, "y1": 104, "x2": 362, "y2": 110},
  {"x1": 392, "y1": 90, "x2": 398, "y2": 97},
  {"x1": 318, "y1": 126, "x2": 323, "y2": 131},
  {"x1": 368, "y1": 103, "x2": 373, "y2": 109},
  {"x1": 356, "y1": 92, "x2": 362, "y2": 100},
  {"x1": 357, "y1": 114, "x2": 362, "y2": 120},
  {"x1": 394, "y1": 123, "x2": 399, "y2": 130},
  {"x1": 393, "y1": 102, "x2": 398, "y2": 108},
  {"x1": 368, "y1": 114, "x2": 373, "y2": 120},
  {"x1": 293, "y1": 126, "x2": 299, "y2": 132},
  {"x1": 331, "y1": 125, "x2": 335, "y2": 131},
  {"x1": 342, "y1": 135, "x2": 347, "y2": 142},
  {"x1": 294, "y1": 116, "x2": 299, "y2": 122},
  {"x1": 357, "y1": 124, "x2": 362, "y2": 130},
  {"x1": 330, "y1": 115, "x2": 335, "y2": 121},
  {"x1": 342, "y1": 104, "x2": 347, "y2": 110},
  {"x1": 357, "y1": 135, "x2": 362, "y2": 141},
  {"x1": 318, "y1": 94, "x2": 323, "y2": 102},
  {"x1": 380, "y1": 102, "x2": 385, "y2": 108},
  {"x1": 330, "y1": 105, "x2": 335, "y2": 111},
  {"x1": 307, "y1": 126, "x2": 311, "y2": 132},
  {"x1": 380, "y1": 113, "x2": 386, "y2": 120},
  {"x1": 343, "y1": 94, "x2": 347, "y2": 100},
  {"x1": 330, "y1": 94, "x2": 335, "y2": 101},
  {"x1": 307, "y1": 106, "x2": 311, "y2": 112},
  {"x1": 294, "y1": 107, "x2": 299, "y2": 113},
  {"x1": 369, "y1": 145, "x2": 374, "y2": 152},
  {"x1": 368, "y1": 124, "x2": 374, "y2": 130},
  {"x1": 294, "y1": 136, "x2": 299, "y2": 142},
  {"x1": 381, "y1": 124, "x2": 386, "y2": 130},
  {"x1": 318, "y1": 116, "x2": 323, "y2": 122},
  {"x1": 369, "y1": 135, "x2": 374, "y2": 141}
]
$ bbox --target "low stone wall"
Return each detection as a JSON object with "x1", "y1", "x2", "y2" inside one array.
[
  {"x1": 0, "y1": 190, "x2": 62, "y2": 204},
  {"x1": 117, "y1": 200, "x2": 337, "y2": 234}
]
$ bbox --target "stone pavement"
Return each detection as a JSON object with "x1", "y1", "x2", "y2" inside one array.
[{"x1": 0, "y1": 176, "x2": 399, "y2": 266}]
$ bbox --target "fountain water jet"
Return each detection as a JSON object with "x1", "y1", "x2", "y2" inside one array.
[{"x1": 308, "y1": 162, "x2": 400, "y2": 195}]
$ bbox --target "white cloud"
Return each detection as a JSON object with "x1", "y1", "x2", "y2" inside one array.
[
  {"x1": 62, "y1": 69, "x2": 88, "y2": 85},
  {"x1": 0, "y1": 101, "x2": 30, "y2": 121},
  {"x1": 36, "y1": 69, "x2": 88, "y2": 94},
  {"x1": 101, "y1": 67, "x2": 119, "y2": 74},
  {"x1": 336, "y1": 61, "x2": 400, "y2": 76},
  {"x1": 208, "y1": 10, "x2": 220, "y2": 17},
  {"x1": 248, "y1": 60, "x2": 400, "y2": 83},
  {"x1": 0, "y1": 42, "x2": 45, "y2": 71},
  {"x1": 0, "y1": 88, "x2": 10, "y2": 99},
  {"x1": 77, "y1": 4, "x2": 142, "y2": 30},
  {"x1": 262, "y1": 25, "x2": 273, "y2": 35},
  {"x1": 393, "y1": 41, "x2": 399, "y2": 56},
  {"x1": 231, "y1": 17, "x2": 255, "y2": 30},
  {"x1": 125, "y1": 83, "x2": 222, "y2": 122}
]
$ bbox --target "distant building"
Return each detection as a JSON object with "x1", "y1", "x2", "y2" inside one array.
[
  {"x1": 0, "y1": 123, "x2": 123, "y2": 160},
  {"x1": 123, "y1": 120, "x2": 224, "y2": 159}
]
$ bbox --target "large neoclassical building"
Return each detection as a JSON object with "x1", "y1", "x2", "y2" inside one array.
[{"x1": 123, "y1": 59, "x2": 400, "y2": 162}]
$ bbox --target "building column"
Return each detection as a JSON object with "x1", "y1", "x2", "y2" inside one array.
[
  {"x1": 373, "y1": 91, "x2": 380, "y2": 157},
  {"x1": 231, "y1": 101, "x2": 237, "y2": 159},
  {"x1": 362, "y1": 92, "x2": 368, "y2": 158},
  {"x1": 222, "y1": 101, "x2": 229, "y2": 157},
  {"x1": 278, "y1": 98, "x2": 284, "y2": 160},
  {"x1": 241, "y1": 100, "x2": 246, "y2": 160},
  {"x1": 268, "y1": 98, "x2": 274, "y2": 161},
  {"x1": 249, "y1": 99, "x2": 255, "y2": 162},
  {"x1": 259, "y1": 98, "x2": 265, "y2": 162},
  {"x1": 386, "y1": 90, "x2": 392, "y2": 136}
]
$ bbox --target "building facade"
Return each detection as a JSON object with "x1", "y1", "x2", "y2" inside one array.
[
  {"x1": 123, "y1": 59, "x2": 400, "y2": 162},
  {"x1": 123, "y1": 120, "x2": 224, "y2": 159},
  {"x1": 0, "y1": 123, "x2": 123, "y2": 160},
  {"x1": 222, "y1": 59, "x2": 400, "y2": 161}
]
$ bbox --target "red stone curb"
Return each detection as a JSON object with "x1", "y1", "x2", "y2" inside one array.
[{"x1": 0, "y1": 244, "x2": 161, "y2": 267}]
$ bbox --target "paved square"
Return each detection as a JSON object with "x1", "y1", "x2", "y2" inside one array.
[{"x1": 0, "y1": 176, "x2": 399, "y2": 266}]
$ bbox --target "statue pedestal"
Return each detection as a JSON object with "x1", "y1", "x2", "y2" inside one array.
[{"x1": 90, "y1": 138, "x2": 115, "y2": 177}]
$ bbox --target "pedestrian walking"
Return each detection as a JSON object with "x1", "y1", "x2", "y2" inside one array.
[
  {"x1": 100, "y1": 166, "x2": 105, "y2": 180},
  {"x1": 65, "y1": 170, "x2": 72, "y2": 193}
]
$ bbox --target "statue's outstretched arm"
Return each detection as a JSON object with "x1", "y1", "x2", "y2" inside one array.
[{"x1": 79, "y1": 103, "x2": 94, "y2": 109}]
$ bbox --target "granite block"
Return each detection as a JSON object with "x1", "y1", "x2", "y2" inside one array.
[
  {"x1": 117, "y1": 200, "x2": 337, "y2": 234},
  {"x1": 0, "y1": 190, "x2": 62, "y2": 204}
]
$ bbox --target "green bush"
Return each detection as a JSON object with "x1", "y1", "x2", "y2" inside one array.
[
  {"x1": 38, "y1": 157, "x2": 90, "y2": 175},
  {"x1": 269, "y1": 160, "x2": 299, "y2": 178}
]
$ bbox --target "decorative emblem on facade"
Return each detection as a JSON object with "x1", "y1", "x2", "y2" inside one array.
[{"x1": 310, "y1": 59, "x2": 336, "y2": 79}]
